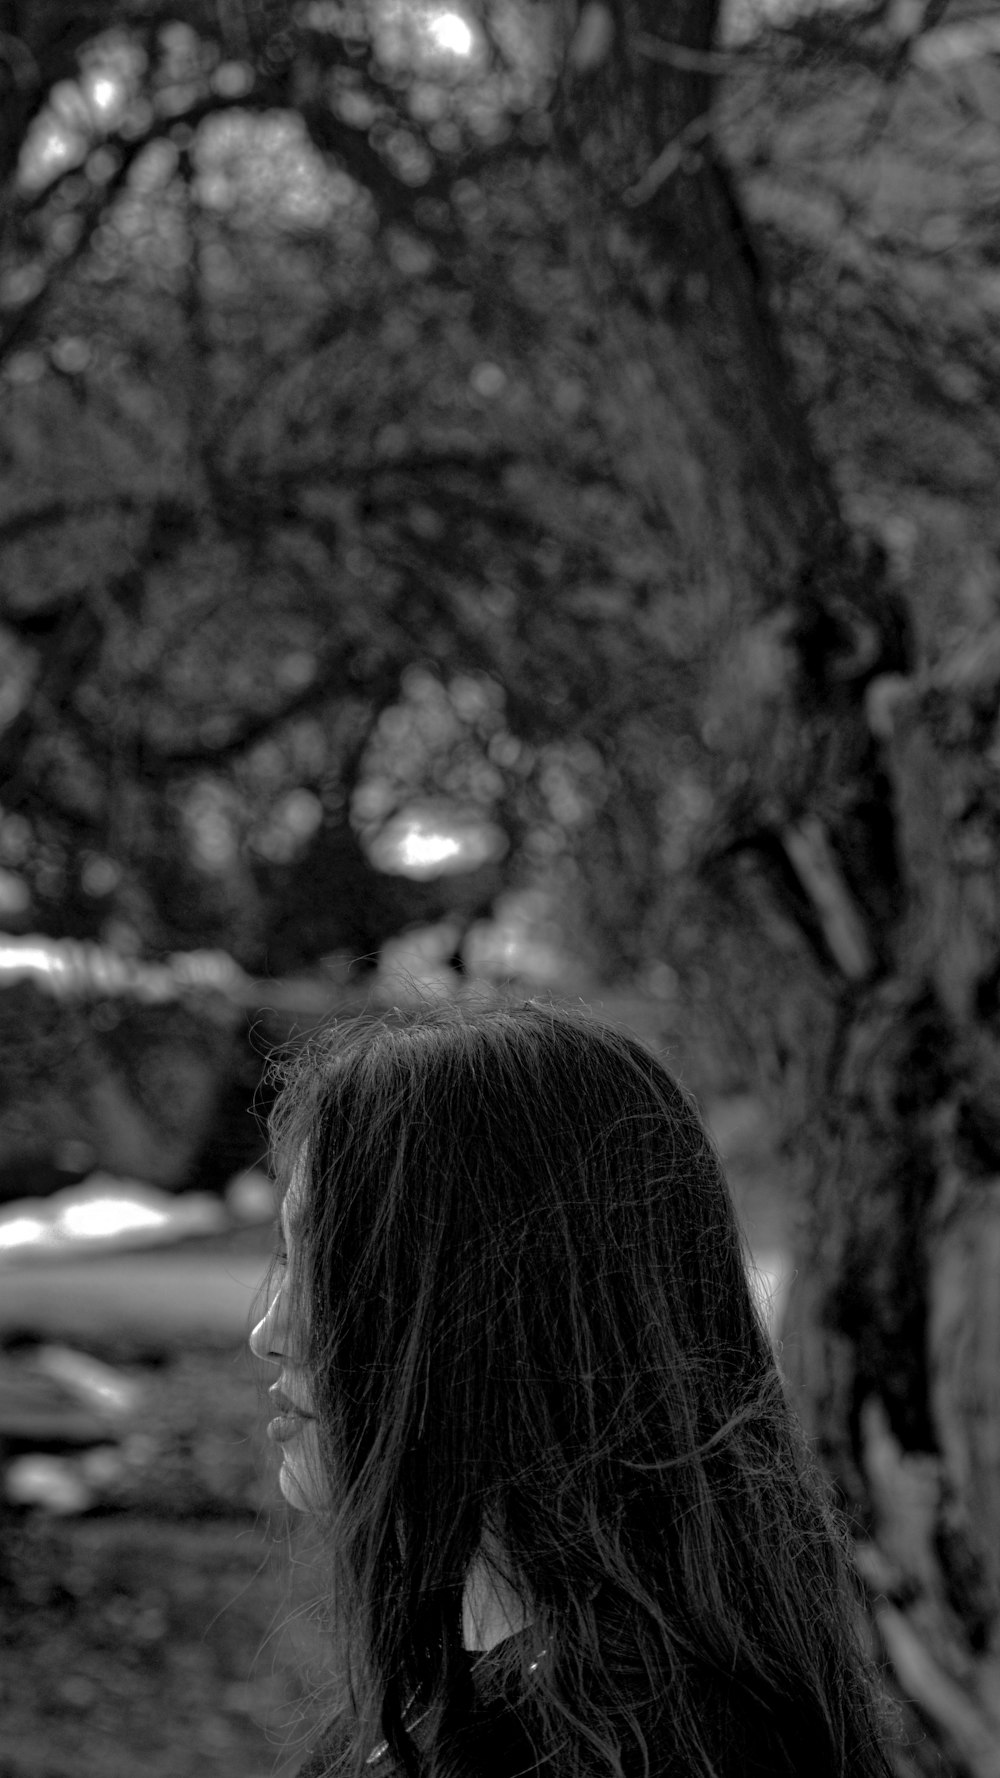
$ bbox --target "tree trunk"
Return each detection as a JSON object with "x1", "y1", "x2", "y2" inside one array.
[
  {"x1": 785, "y1": 669, "x2": 1000, "y2": 1777},
  {"x1": 555, "y1": 4, "x2": 1000, "y2": 1769}
]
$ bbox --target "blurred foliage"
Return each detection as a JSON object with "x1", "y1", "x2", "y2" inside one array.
[
  {"x1": 0, "y1": 0, "x2": 997, "y2": 1030},
  {"x1": 1, "y1": 2, "x2": 690, "y2": 985},
  {"x1": 0, "y1": 974, "x2": 250, "y2": 1193},
  {"x1": 716, "y1": 3, "x2": 1000, "y2": 588}
]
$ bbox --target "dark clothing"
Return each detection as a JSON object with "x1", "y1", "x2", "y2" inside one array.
[{"x1": 295, "y1": 1631, "x2": 546, "y2": 1778}]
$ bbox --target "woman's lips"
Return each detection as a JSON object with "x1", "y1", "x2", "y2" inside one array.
[{"x1": 267, "y1": 1410, "x2": 315, "y2": 1443}]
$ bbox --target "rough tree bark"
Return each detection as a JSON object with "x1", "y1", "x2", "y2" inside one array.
[{"x1": 554, "y1": 3, "x2": 1000, "y2": 1773}]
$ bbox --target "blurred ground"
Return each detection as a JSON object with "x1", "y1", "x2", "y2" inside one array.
[
  {"x1": 0, "y1": 1117, "x2": 795, "y2": 1778},
  {"x1": 0, "y1": 1226, "x2": 333, "y2": 1778},
  {"x1": 1, "y1": 1459, "x2": 330, "y2": 1778}
]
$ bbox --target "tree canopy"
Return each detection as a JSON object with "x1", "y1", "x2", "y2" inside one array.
[{"x1": 1, "y1": 0, "x2": 995, "y2": 998}]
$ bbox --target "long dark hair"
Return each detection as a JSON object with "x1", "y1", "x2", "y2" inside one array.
[{"x1": 265, "y1": 998, "x2": 895, "y2": 1778}]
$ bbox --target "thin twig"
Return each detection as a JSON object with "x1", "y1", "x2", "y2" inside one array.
[
  {"x1": 634, "y1": 33, "x2": 744, "y2": 74},
  {"x1": 623, "y1": 114, "x2": 714, "y2": 207}
]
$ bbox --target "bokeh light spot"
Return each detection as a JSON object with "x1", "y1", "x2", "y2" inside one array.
[
  {"x1": 428, "y1": 10, "x2": 475, "y2": 56},
  {"x1": 400, "y1": 830, "x2": 463, "y2": 869}
]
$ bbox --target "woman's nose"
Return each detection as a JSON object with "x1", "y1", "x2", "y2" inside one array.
[{"x1": 250, "y1": 1286, "x2": 285, "y2": 1362}]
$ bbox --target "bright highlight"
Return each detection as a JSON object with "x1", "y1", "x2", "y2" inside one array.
[
  {"x1": 427, "y1": 10, "x2": 475, "y2": 56},
  {"x1": 60, "y1": 1199, "x2": 167, "y2": 1240},
  {"x1": 0, "y1": 1217, "x2": 48, "y2": 1252},
  {"x1": 399, "y1": 829, "x2": 463, "y2": 869}
]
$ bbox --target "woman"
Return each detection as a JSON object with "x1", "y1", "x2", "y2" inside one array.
[{"x1": 250, "y1": 999, "x2": 896, "y2": 1778}]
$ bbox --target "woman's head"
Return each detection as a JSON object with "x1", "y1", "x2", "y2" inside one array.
[
  {"x1": 256, "y1": 998, "x2": 767, "y2": 1512},
  {"x1": 253, "y1": 999, "x2": 893, "y2": 1778}
]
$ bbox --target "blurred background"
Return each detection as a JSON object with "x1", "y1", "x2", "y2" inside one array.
[{"x1": 1, "y1": 0, "x2": 997, "y2": 1773}]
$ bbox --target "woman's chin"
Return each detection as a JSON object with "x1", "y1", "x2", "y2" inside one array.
[
  {"x1": 278, "y1": 1458, "x2": 315, "y2": 1510},
  {"x1": 276, "y1": 1427, "x2": 321, "y2": 1511}
]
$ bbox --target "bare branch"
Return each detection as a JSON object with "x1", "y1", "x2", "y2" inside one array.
[
  {"x1": 782, "y1": 817, "x2": 877, "y2": 982},
  {"x1": 623, "y1": 113, "x2": 714, "y2": 207},
  {"x1": 0, "y1": 495, "x2": 151, "y2": 552},
  {"x1": 133, "y1": 656, "x2": 400, "y2": 779},
  {"x1": 635, "y1": 33, "x2": 766, "y2": 74}
]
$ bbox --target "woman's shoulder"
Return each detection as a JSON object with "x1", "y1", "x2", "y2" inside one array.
[
  {"x1": 295, "y1": 1710, "x2": 543, "y2": 1778},
  {"x1": 294, "y1": 1638, "x2": 545, "y2": 1778}
]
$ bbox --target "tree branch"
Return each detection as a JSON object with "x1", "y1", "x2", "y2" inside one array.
[
  {"x1": 623, "y1": 112, "x2": 714, "y2": 207},
  {"x1": 781, "y1": 816, "x2": 877, "y2": 982},
  {"x1": 873, "y1": 1599, "x2": 1000, "y2": 1778},
  {"x1": 0, "y1": 495, "x2": 152, "y2": 553},
  {"x1": 133, "y1": 656, "x2": 400, "y2": 778}
]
